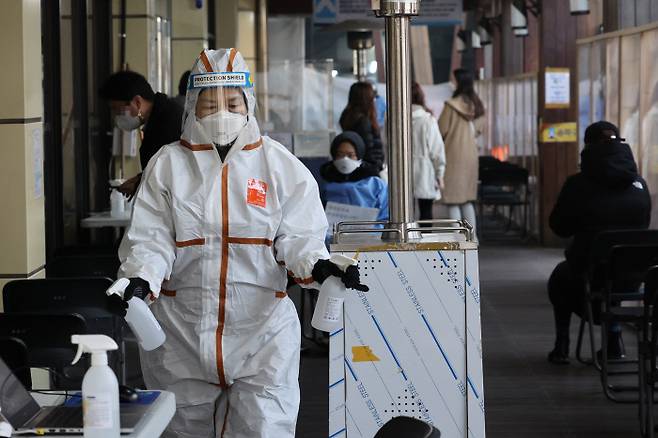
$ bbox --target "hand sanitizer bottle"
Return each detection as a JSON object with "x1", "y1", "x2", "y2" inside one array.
[
  {"x1": 311, "y1": 275, "x2": 347, "y2": 332},
  {"x1": 71, "y1": 335, "x2": 120, "y2": 438},
  {"x1": 110, "y1": 189, "x2": 125, "y2": 218},
  {"x1": 311, "y1": 254, "x2": 358, "y2": 332},
  {"x1": 106, "y1": 278, "x2": 166, "y2": 351}
]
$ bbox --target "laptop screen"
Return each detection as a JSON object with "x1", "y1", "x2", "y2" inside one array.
[{"x1": 0, "y1": 357, "x2": 41, "y2": 429}]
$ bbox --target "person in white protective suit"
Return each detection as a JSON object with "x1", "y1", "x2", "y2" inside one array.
[{"x1": 106, "y1": 48, "x2": 368, "y2": 438}]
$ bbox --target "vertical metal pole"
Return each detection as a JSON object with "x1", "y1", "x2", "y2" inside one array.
[
  {"x1": 119, "y1": 0, "x2": 127, "y2": 70},
  {"x1": 72, "y1": 0, "x2": 90, "y2": 242},
  {"x1": 385, "y1": 16, "x2": 412, "y2": 227},
  {"x1": 355, "y1": 48, "x2": 368, "y2": 81},
  {"x1": 42, "y1": 0, "x2": 64, "y2": 263},
  {"x1": 256, "y1": 0, "x2": 270, "y2": 126},
  {"x1": 373, "y1": 1, "x2": 418, "y2": 240},
  {"x1": 92, "y1": 0, "x2": 113, "y2": 213}
]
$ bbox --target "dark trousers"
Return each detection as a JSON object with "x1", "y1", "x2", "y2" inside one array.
[
  {"x1": 548, "y1": 261, "x2": 586, "y2": 339},
  {"x1": 417, "y1": 199, "x2": 433, "y2": 227},
  {"x1": 548, "y1": 260, "x2": 619, "y2": 340}
]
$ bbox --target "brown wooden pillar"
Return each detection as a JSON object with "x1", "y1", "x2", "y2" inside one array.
[{"x1": 537, "y1": 0, "x2": 581, "y2": 245}]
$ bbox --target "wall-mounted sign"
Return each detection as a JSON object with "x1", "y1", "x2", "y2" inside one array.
[
  {"x1": 545, "y1": 67, "x2": 570, "y2": 109},
  {"x1": 540, "y1": 122, "x2": 577, "y2": 143},
  {"x1": 313, "y1": 0, "x2": 463, "y2": 25},
  {"x1": 414, "y1": 0, "x2": 463, "y2": 25}
]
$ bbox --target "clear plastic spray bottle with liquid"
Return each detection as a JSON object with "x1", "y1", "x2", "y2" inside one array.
[
  {"x1": 311, "y1": 254, "x2": 357, "y2": 332},
  {"x1": 71, "y1": 335, "x2": 120, "y2": 438},
  {"x1": 106, "y1": 278, "x2": 166, "y2": 351}
]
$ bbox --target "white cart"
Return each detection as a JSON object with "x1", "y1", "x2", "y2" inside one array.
[{"x1": 328, "y1": 221, "x2": 485, "y2": 438}]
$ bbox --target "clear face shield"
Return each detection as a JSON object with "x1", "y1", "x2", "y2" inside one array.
[{"x1": 183, "y1": 71, "x2": 256, "y2": 146}]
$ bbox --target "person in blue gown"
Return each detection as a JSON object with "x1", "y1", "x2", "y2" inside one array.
[{"x1": 320, "y1": 131, "x2": 388, "y2": 227}]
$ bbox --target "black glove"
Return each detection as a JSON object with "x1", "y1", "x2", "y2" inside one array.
[
  {"x1": 106, "y1": 277, "x2": 150, "y2": 317},
  {"x1": 312, "y1": 259, "x2": 369, "y2": 292}
]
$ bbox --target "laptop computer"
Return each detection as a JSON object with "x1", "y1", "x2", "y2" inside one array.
[{"x1": 0, "y1": 357, "x2": 155, "y2": 435}]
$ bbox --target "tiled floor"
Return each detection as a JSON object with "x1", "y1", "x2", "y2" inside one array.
[{"x1": 295, "y1": 243, "x2": 644, "y2": 437}]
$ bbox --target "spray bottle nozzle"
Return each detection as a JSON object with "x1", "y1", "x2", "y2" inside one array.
[
  {"x1": 71, "y1": 334, "x2": 119, "y2": 365},
  {"x1": 106, "y1": 278, "x2": 131, "y2": 299}
]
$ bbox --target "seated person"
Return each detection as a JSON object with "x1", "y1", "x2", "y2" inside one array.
[
  {"x1": 547, "y1": 121, "x2": 651, "y2": 364},
  {"x1": 320, "y1": 131, "x2": 388, "y2": 238}
]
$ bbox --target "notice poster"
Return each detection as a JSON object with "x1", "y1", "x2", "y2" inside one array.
[
  {"x1": 545, "y1": 67, "x2": 570, "y2": 109},
  {"x1": 324, "y1": 201, "x2": 379, "y2": 237},
  {"x1": 415, "y1": 0, "x2": 462, "y2": 25}
]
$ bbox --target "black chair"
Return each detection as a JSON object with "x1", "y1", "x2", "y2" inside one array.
[
  {"x1": 0, "y1": 313, "x2": 87, "y2": 389},
  {"x1": 0, "y1": 336, "x2": 31, "y2": 389},
  {"x1": 46, "y1": 254, "x2": 120, "y2": 279},
  {"x1": 478, "y1": 157, "x2": 530, "y2": 239},
  {"x1": 638, "y1": 265, "x2": 658, "y2": 437},
  {"x1": 575, "y1": 230, "x2": 658, "y2": 402},
  {"x1": 374, "y1": 416, "x2": 441, "y2": 437},
  {"x1": 2, "y1": 277, "x2": 125, "y2": 384}
]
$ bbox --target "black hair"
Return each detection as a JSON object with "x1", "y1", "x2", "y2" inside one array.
[
  {"x1": 340, "y1": 82, "x2": 380, "y2": 134},
  {"x1": 452, "y1": 68, "x2": 485, "y2": 119},
  {"x1": 178, "y1": 70, "x2": 191, "y2": 96},
  {"x1": 197, "y1": 87, "x2": 249, "y2": 108},
  {"x1": 99, "y1": 71, "x2": 155, "y2": 102}
]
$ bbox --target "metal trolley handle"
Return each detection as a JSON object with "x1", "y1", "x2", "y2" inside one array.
[{"x1": 333, "y1": 219, "x2": 474, "y2": 244}]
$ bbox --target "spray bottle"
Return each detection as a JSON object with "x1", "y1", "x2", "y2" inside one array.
[
  {"x1": 109, "y1": 189, "x2": 125, "y2": 218},
  {"x1": 71, "y1": 335, "x2": 120, "y2": 438},
  {"x1": 106, "y1": 278, "x2": 166, "y2": 351},
  {"x1": 311, "y1": 254, "x2": 357, "y2": 332},
  {"x1": 109, "y1": 179, "x2": 126, "y2": 218}
]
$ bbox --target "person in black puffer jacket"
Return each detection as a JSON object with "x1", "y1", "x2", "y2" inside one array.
[
  {"x1": 339, "y1": 82, "x2": 385, "y2": 174},
  {"x1": 547, "y1": 121, "x2": 651, "y2": 364}
]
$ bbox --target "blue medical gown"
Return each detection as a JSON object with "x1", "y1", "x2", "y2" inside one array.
[{"x1": 323, "y1": 176, "x2": 389, "y2": 222}]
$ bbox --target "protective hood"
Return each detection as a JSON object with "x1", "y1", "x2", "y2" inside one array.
[
  {"x1": 330, "y1": 131, "x2": 366, "y2": 159},
  {"x1": 180, "y1": 48, "x2": 260, "y2": 150},
  {"x1": 580, "y1": 141, "x2": 638, "y2": 188}
]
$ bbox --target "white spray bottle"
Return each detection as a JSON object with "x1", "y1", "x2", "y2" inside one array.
[
  {"x1": 311, "y1": 254, "x2": 358, "y2": 332},
  {"x1": 71, "y1": 335, "x2": 120, "y2": 438},
  {"x1": 106, "y1": 278, "x2": 166, "y2": 351}
]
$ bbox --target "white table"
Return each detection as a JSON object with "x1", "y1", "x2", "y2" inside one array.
[
  {"x1": 18, "y1": 390, "x2": 176, "y2": 437},
  {"x1": 81, "y1": 211, "x2": 131, "y2": 229}
]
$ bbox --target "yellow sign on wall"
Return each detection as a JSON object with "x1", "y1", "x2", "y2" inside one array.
[{"x1": 541, "y1": 122, "x2": 578, "y2": 143}]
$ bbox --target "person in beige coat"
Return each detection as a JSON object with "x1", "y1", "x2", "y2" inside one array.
[{"x1": 438, "y1": 69, "x2": 485, "y2": 237}]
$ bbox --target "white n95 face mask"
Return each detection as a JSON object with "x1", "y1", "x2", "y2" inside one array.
[
  {"x1": 198, "y1": 110, "x2": 247, "y2": 146},
  {"x1": 115, "y1": 110, "x2": 142, "y2": 131},
  {"x1": 334, "y1": 157, "x2": 362, "y2": 175}
]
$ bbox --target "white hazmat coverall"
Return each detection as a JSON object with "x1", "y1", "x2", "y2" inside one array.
[{"x1": 118, "y1": 48, "x2": 329, "y2": 437}]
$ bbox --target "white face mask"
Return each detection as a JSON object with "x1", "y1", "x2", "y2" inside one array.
[
  {"x1": 197, "y1": 110, "x2": 247, "y2": 146},
  {"x1": 115, "y1": 109, "x2": 142, "y2": 131},
  {"x1": 334, "y1": 157, "x2": 362, "y2": 175}
]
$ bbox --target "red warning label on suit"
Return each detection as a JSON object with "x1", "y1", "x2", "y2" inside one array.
[{"x1": 247, "y1": 178, "x2": 267, "y2": 208}]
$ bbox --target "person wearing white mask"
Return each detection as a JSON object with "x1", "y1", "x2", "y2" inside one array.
[
  {"x1": 99, "y1": 71, "x2": 183, "y2": 197},
  {"x1": 108, "y1": 48, "x2": 368, "y2": 438},
  {"x1": 320, "y1": 131, "x2": 389, "y2": 224}
]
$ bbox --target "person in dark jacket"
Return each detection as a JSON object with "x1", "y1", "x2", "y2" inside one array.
[
  {"x1": 339, "y1": 82, "x2": 385, "y2": 174},
  {"x1": 100, "y1": 71, "x2": 183, "y2": 197},
  {"x1": 547, "y1": 121, "x2": 651, "y2": 364}
]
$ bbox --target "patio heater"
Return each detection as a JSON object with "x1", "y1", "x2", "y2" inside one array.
[{"x1": 327, "y1": 1, "x2": 487, "y2": 437}]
